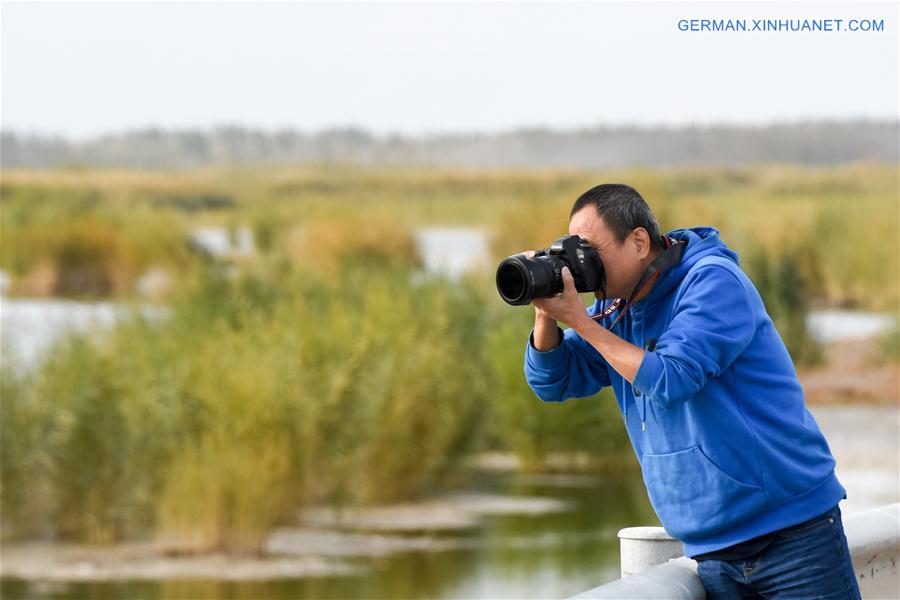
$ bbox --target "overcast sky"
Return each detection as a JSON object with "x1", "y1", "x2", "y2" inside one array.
[{"x1": 1, "y1": 1, "x2": 897, "y2": 139}]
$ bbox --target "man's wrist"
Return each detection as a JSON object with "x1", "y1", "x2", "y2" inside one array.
[
  {"x1": 532, "y1": 325, "x2": 562, "y2": 351},
  {"x1": 532, "y1": 313, "x2": 560, "y2": 351}
]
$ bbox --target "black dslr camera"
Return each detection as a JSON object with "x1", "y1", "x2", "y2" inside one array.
[{"x1": 496, "y1": 235, "x2": 606, "y2": 305}]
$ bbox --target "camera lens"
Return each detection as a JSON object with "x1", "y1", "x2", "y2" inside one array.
[
  {"x1": 496, "y1": 254, "x2": 561, "y2": 305},
  {"x1": 497, "y1": 260, "x2": 529, "y2": 304}
]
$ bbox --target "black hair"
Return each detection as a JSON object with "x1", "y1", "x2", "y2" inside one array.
[{"x1": 569, "y1": 183, "x2": 663, "y2": 251}]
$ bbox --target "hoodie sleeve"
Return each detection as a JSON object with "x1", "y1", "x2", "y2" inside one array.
[
  {"x1": 632, "y1": 264, "x2": 759, "y2": 410},
  {"x1": 524, "y1": 324, "x2": 612, "y2": 402}
]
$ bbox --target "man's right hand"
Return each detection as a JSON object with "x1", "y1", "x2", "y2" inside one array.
[{"x1": 526, "y1": 250, "x2": 562, "y2": 351}]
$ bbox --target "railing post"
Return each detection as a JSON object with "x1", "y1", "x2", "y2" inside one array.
[
  {"x1": 575, "y1": 504, "x2": 899, "y2": 599},
  {"x1": 617, "y1": 526, "x2": 685, "y2": 577},
  {"x1": 849, "y1": 503, "x2": 899, "y2": 599}
]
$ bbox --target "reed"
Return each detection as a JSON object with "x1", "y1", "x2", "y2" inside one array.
[{"x1": 2, "y1": 162, "x2": 895, "y2": 550}]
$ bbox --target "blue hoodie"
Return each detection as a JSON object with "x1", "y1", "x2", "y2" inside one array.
[{"x1": 524, "y1": 226, "x2": 846, "y2": 557}]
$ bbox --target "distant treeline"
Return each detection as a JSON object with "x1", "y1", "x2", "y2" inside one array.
[{"x1": 2, "y1": 119, "x2": 897, "y2": 169}]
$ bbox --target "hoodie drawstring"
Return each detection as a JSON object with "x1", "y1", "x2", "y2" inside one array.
[
  {"x1": 620, "y1": 309, "x2": 648, "y2": 432},
  {"x1": 642, "y1": 395, "x2": 647, "y2": 432},
  {"x1": 623, "y1": 386, "x2": 645, "y2": 431}
]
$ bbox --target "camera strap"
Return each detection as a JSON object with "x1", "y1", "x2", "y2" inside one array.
[{"x1": 592, "y1": 236, "x2": 687, "y2": 329}]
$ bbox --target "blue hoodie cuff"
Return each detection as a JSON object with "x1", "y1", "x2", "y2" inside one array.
[
  {"x1": 634, "y1": 349, "x2": 663, "y2": 396},
  {"x1": 526, "y1": 327, "x2": 567, "y2": 370}
]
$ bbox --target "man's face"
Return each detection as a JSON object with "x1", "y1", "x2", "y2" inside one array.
[{"x1": 568, "y1": 207, "x2": 651, "y2": 300}]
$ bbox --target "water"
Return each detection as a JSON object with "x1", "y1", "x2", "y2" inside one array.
[
  {"x1": 1, "y1": 472, "x2": 657, "y2": 599},
  {"x1": 0, "y1": 228, "x2": 491, "y2": 369},
  {"x1": 805, "y1": 310, "x2": 897, "y2": 343},
  {"x1": 413, "y1": 227, "x2": 490, "y2": 279},
  {"x1": 2, "y1": 296, "x2": 892, "y2": 372},
  {"x1": 7, "y1": 226, "x2": 892, "y2": 368},
  {"x1": 1, "y1": 297, "x2": 115, "y2": 366},
  {"x1": 189, "y1": 226, "x2": 255, "y2": 259},
  {"x1": 0, "y1": 296, "x2": 167, "y2": 369}
]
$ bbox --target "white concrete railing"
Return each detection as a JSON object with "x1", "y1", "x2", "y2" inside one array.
[{"x1": 573, "y1": 504, "x2": 899, "y2": 599}]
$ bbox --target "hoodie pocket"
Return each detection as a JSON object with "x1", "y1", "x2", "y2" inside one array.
[{"x1": 640, "y1": 446, "x2": 767, "y2": 540}]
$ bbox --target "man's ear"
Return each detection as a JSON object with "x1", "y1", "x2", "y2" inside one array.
[{"x1": 632, "y1": 228, "x2": 651, "y2": 259}]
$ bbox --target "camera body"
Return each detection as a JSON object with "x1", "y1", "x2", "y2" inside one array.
[{"x1": 496, "y1": 235, "x2": 606, "y2": 305}]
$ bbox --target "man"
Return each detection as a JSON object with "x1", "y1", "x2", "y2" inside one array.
[{"x1": 524, "y1": 183, "x2": 861, "y2": 599}]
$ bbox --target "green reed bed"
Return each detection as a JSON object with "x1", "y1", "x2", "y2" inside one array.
[
  {"x1": 0, "y1": 244, "x2": 636, "y2": 552},
  {"x1": 2, "y1": 163, "x2": 896, "y2": 308},
  {"x1": 1, "y1": 162, "x2": 896, "y2": 552}
]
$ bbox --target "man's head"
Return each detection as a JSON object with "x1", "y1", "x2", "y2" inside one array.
[{"x1": 568, "y1": 184, "x2": 663, "y2": 300}]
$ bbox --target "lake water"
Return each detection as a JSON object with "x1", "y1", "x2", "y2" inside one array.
[
  {"x1": 805, "y1": 310, "x2": 896, "y2": 343},
  {"x1": 3, "y1": 226, "x2": 894, "y2": 369},
  {"x1": 1, "y1": 296, "x2": 893, "y2": 371},
  {"x1": 413, "y1": 227, "x2": 491, "y2": 279},
  {"x1": 0, "y1": 472, "x2": 658, "y2": 599},
  {"x1": 0, "y1": 297, "x2": 168, "y2": 369}
]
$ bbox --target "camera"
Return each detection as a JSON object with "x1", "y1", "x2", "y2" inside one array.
[{"x1": 496, "y1": 235, "x2": 606, "y2": 305}]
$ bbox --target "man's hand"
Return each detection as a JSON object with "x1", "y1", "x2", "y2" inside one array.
[
  {"x1": 524, "y1": 253, "x2": 645, "y2": 383},
  {"x1": 526, "y1": 250, "x2": 561, "y2": 351},
  {"x1": 537, "y1": 265, "x2": 647, "y2": 383},
  {"x1": 527, "y1": 249, "x2": 593, "y2": 351},
  {"x1": 532, "y1": 266, "x2": 592, "y2": 331}
]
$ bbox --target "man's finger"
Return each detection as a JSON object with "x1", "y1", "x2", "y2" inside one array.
[{"x1": 561, "y1": 266, "x2": 576, "y2": 291}]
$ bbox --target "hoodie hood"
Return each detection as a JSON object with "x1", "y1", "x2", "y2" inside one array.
[{"x1": 640, "y1": 226, "x2": 740, "y2": 306}]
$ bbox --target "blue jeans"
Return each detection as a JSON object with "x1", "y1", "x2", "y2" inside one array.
[{"x1": 696, "y1": 504, "x2": 862, "y2": 599}]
